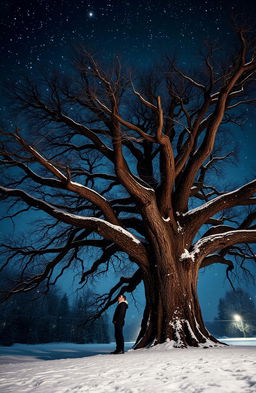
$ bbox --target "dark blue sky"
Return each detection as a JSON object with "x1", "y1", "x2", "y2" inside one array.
[
  {"x1": 1, "y1": 0, "x2": 256, "y2": 324},
  {"x1": 1, "y1": 0, "x2": 256, "y2": 75}
]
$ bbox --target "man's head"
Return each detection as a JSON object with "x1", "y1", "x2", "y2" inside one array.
[{"x1": 118, "y1": 295, "x2": 126, "y2": 303}]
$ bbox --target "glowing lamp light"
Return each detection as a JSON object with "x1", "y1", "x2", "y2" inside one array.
[{"x1": 233, "y1": 314, "x2": 242, "y2": 322}]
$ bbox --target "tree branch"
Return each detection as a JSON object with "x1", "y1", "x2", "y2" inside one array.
[
  {"x1": 175, "y1": 43, "x2": 256, "y2": 211},
  {"x1": 184, "y1": 179, "x2": 256, "y2": 240},
  {"x1": 84, "y1": 268, "x2": 143, "y2": 322},
  {"x1": 0, "y1": 186, "x2": 148, "y2": 267},
  {"x1": 190, "y1": 230, "x2": 256, "y2": 266}
]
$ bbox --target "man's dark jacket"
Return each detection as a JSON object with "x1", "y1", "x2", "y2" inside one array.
[{"x1": 112, "y1": 301, "x2": 128, "y2": 325}]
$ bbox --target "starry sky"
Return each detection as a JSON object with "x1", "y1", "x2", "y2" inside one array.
[
  {"x1": 1, "y1": 0, "x2": 256, "y2": 323},
  {"x1": 1, "y1": 0, "x2": 256, "y2": 77}
]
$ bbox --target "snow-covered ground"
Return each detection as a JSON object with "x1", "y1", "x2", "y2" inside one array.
[{"x1": 0, "y1": 339, "x2": 256, "y2": 393}]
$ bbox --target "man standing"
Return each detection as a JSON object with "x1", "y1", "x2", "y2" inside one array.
[{"x1": 111, "y1": 294, "x2": 128, "y2": 354}]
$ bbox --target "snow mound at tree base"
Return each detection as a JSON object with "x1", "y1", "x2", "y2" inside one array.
[
  {"x1": 132, "y1": 335, "x2": 227, "y2": 351},
  {"x1": 141, "y1": 338, "x2": 227, "y2": 351}
]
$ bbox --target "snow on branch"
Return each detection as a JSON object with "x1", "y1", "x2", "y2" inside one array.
[
  {"x1": 183, "y1": 179, "x2": 256, "y2": 238},
  {"x1": 174, "y1": 41, "x2": 256, "y2": 212},
  {"x1": 180, "y1": 229, "x2": 256, "y2": 265},
  {"x1": 2, "y1": 130, "x2": 121, "y2": 225},
  {"x1": 0, "y1": 186, "x2": 148, "y2": 267}
]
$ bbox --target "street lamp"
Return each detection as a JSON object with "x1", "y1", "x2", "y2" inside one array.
[{"x1": 233, "y1": 314, "x2": 246, "y2": 337}]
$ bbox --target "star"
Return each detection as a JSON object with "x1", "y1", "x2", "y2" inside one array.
[{"x1": 88, "y1": 11, "x2": 94, "y2": 17}]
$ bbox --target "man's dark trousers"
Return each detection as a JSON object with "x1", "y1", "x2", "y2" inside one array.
[{"x1": 114, "y1": 322, "x2": 124, "y2": 352}]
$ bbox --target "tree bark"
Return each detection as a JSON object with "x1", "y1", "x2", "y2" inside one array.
[
  {"x1": 135, "y1": 260, "x2": 220, "y2": 348},
  {"x1": 134, "y1": 204, "x2": 220, "y2": 348}
]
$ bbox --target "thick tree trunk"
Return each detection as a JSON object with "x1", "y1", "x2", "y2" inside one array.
[
  {"x1": 134, "y1": 256, "x2": 220, "y2": 349},
  {"x1": 133, "y1": 202, "x2": 221, "y2": 349}
]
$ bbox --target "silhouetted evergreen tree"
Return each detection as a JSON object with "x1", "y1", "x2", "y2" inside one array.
[
  {"x1": 71, "y1": 296, "x2": 86, "y2": 343},
  {"x1": 93, "y1": 314, "x2": 109, "y2": 343},
  {"x1": 55, "y1": 294, "x2": 71, "y2": 342},
  {"x1": 71, "y1": 290, "x2": 109, "y2": 344}
]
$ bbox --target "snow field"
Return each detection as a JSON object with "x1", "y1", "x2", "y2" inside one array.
[{"x1": 0, "y1": 342, "x2": 256, "y2": 393}]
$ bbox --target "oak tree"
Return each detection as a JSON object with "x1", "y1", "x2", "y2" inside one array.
[{"x1": 1, "y1": 30, "x2": 256, "y2": 348}]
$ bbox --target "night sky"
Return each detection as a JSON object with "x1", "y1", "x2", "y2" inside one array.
[
  {"x1": 1, "y1": 0, "x2": 256, "y2": 77},
  {"x1": 1, "y1": 0, "x2": 256, "y2": 324}
]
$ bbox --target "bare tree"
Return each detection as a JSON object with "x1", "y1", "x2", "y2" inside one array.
[{"x1": 0, "y1": 30, "x2": 256, "y2": 348}]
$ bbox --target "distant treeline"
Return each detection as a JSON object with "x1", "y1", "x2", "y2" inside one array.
[{"x1": 0, "y1": 287, "x2": 109, "y2": 346}]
